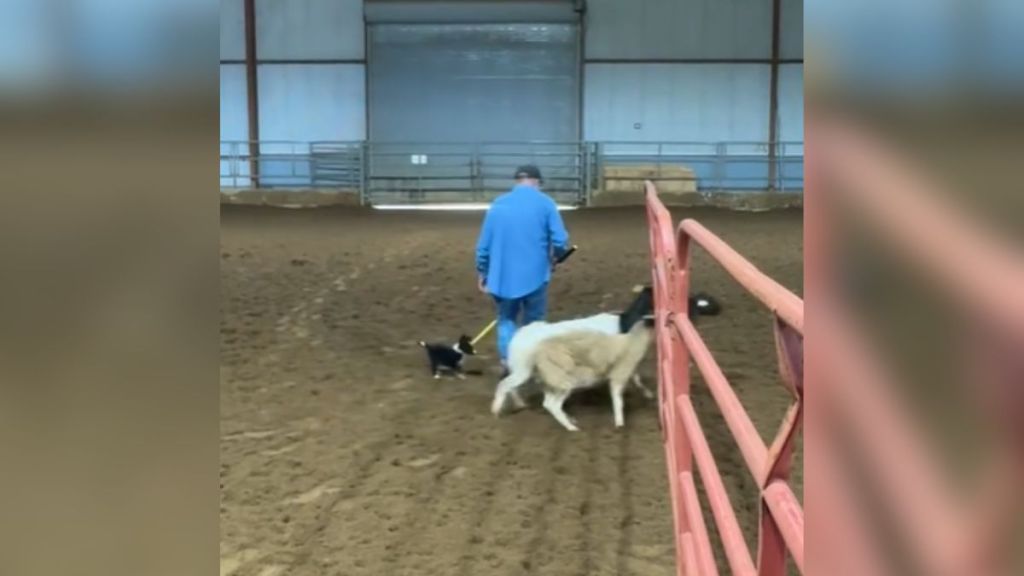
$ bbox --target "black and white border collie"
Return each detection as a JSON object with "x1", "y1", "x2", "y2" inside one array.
[{"x1": 418, "y1": 335, "x2": 476, "y2": 379}]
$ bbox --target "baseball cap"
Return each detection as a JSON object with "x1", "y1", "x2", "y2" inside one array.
[{"x1": 514, "y1": 165, "x2": 542, "y2": 181}]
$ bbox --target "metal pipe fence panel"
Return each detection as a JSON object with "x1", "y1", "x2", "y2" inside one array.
[
  {"x1": 645, "y1": 181, "x2": 804, "y2": 575},
  {"x1": 364, "y1": 141, "x2": 587, "y2": 204},
  {"x1": 220, "y1": 140, "x2": 364, "y2": 189},
  {"x1": 598, "y1": 141, "x2": 804, "y2": 193},
  {"x1": 220, "y1": 139, "x2": 805, "y2": 203}
]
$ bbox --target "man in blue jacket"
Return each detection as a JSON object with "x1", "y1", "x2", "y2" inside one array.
[{"x1": 475, "y1": 165, "x2": 571, "y2": 365}]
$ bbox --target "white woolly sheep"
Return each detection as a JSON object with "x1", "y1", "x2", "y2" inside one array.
[
  {"x1": 491, "y1": 286, "x2": 655, "y2": 415},
  {"x1": 528, "y1": 316, "x2": 655, "y2": 431}
]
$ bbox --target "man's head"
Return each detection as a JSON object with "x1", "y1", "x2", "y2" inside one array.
[{"x1": 514, "y1": 165, "x2": 543, "y2": 187}]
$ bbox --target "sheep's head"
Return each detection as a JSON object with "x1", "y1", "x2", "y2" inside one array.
[
  {"x1": 619, "y1": 286, "x2": 654, "y2": 332},
  {"x1": 624, "y1": 314, "x2": 657, "y2": 335}
]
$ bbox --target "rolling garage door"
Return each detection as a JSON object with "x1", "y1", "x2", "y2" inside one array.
[{"x1": 365, "y1": 1, "x2": 582, "y2": 203}]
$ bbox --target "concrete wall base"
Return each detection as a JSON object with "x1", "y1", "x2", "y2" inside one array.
[
  {"x1": 221, "y1": 188, "x2": 803, "y2": 211},
  {"x1": 221, "y1": 188, "x2": 361, "y2": 207},
  {"x1": 589, "y1": 189, "x2": 803, "y2": 210}
]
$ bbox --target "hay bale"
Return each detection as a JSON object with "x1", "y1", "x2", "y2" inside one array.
[
  {"x1": 603, "y1": 164, "x2": 695, "y2": 181},
  {"x1": 593, "y1": 163, "x2": 698, "y2": 205}
]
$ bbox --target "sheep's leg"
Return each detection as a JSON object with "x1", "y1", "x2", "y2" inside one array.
[
  {"x1": 610, "y1": 379, "x2": 628, "y2": 428},
  {"x1": 508, "y1": 389, "x2": 526, "y2": 409},
  {"x1": 542, "y1": 390, "x2": 578, "y2": 432},
  {"x1": 631, "y1": 373, "x2": 654, "y2": 399},
  {"x1": 491, "y1": 369, "x2": 530, "y2": 416}
]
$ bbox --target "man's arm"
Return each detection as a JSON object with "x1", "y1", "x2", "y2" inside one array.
[
  {"x1": 547, "y1": 202, "x2": 570, "y2": 260},
  {"x1": 475, "y1": 208, "x2": 494, "y2": 282}
]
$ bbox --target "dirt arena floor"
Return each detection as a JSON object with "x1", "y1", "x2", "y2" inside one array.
[{"x1": 220, "y1": 205, "x2": 803, "y2": 576}]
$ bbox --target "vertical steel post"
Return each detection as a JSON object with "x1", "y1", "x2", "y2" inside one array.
[
  {"x1": 244, "y1": 0, "x2": 260, "y2": 188},
  {"x1": 767, "y1": 0, "x2": 782, "y2": 191}
]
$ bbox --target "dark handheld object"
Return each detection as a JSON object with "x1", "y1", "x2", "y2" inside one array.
[{"x1": 555, "y1": 244, "x2": 578, "y2": 265}]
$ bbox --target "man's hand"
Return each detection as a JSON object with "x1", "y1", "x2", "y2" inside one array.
[{"x1": 477, "y1": 275, "x2": 488, "y2": 294}]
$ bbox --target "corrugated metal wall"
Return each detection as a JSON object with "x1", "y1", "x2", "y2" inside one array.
[
  {"x1": 220, "y1": 0, "x2": 245, "y2": 61},
  {"x1": 778, "y1": 64, "x2": 804, "y2": 142},
  {"x1": 220, "y1": 65, "x2": 249, "y2": 186},
  {"x1": 219, "y1": 65, "x2": 248, "y2": 141},
  {"x1": 584, "y1": 0, "x2": 773, "y2": 60},
  {"x1": 258, "y1": 65, "x2": 365, "y2": 142},
  {"x1": 219, "y1": 0, "x2": 246, "y2": 148},
  {"x1": 781, "y1": 0, "x2": 804, "y2": 60},
  {"x1": 220, "y1": 0, "x2": 804, "y2": 192},
  {"x1": 256, "y1": 0, "x2": 364, "y2": 60},
  {"x1": 582, "y1": 0, "x2": 803, "y2": 190},
  {"x1": 584, "y1": 64, "x2": 771, "y2": 143},
  {"x1": 220, "y1": 0, "x2": 365, "y2": 186},
  {"x1": 582, "y1": 0, "x2": 799, "y2": 144}
]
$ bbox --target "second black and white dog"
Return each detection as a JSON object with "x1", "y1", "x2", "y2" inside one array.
[{"x1": 418, "y1": 335, "x2": 476, "y2": 379}]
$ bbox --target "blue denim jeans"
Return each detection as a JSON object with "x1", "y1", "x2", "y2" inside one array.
[{"x1": 492, "y1": 283, "x2": 548, "y2": 362}]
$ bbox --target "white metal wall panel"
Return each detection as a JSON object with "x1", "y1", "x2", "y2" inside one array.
[
  {"x1": 780, "y1": 0, "x2": 804, "y2": 59},
  {"x1": 220, "y1": 0, "x2": 244, "y2": 60},
  {"x1": 583, "y1": 64, "x2": 771, "y2": 143},
  {"x1": 585, "y1": 0, "x2": 772, "y2": 60},
  {"x1": 220, "y1": 64, "x2": 249, "y2": 186},
  {"x1": 258, "y1": 64, "x2": 366, "y2": 141},
  {"x1": 0, "y1": 0, "x2": 65, "y2": 87},
  {"x1": 256, "y1": 0, "x2": 364, "y2": 60},
  {"x1": 981, "y1": 0, "x2": 1024, "y2": 89},
  {"x1": 220, "y1": 65, "x2": 248, "y2": 141},
  {"x1": 777, "y1": 64, "x2": 803, "y2": 142}
]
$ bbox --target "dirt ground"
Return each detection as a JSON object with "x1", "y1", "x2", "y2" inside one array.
[{"x1": 220, "y1": 205, "x2": 803, "y2": 576}]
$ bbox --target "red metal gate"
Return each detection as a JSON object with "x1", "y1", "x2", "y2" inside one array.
[
  {"x1": 808, "y1": 119, "x2": 1024, "y2": 576},
  {"x1": 645, "y1": 181, "x2": 804, "y2": 576}
]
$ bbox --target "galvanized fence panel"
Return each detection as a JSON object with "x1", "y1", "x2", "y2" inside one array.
[
  {"x1": 363, "y1": 142, "x2": 477, "y2": 204},
  {"x1": 597, "y1": 141, "x2": 805, "y2": 194},
  {"x1": 220, "y1": 141, "x2": 250, "y2": 188},
  {"x1": 310, "y1": 142, "x2": 364, "y2": 189},
  {"x1": 363, "y1": 141, "x2": 588, "y2": 205},
  {"x1": 220, "y1": 140, "x2": 364, "y2": 190},
  {"x1": 220, "y1": 139, "x2": 805, "y2": 204}
]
